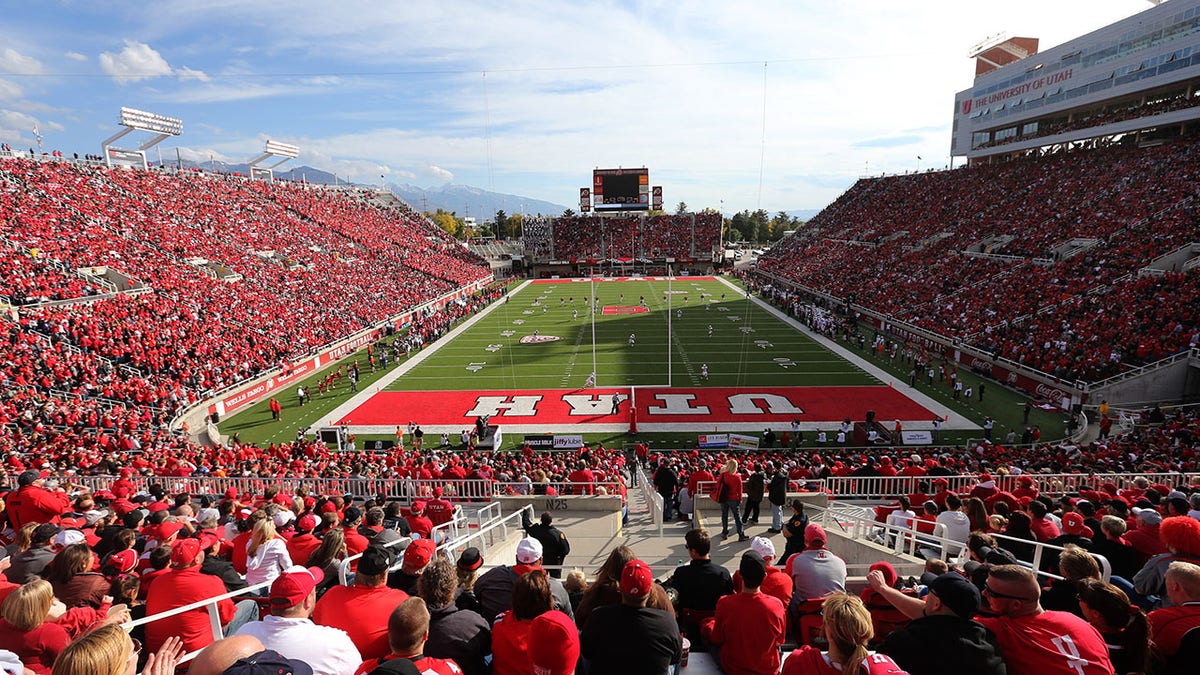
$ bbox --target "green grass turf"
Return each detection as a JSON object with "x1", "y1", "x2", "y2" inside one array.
[
  {"x1": 221, "y1": 277, "x2": 1067, "y2": 450},
  {"x1": 388, "y1": 278, "x2": 878, "y2": 391}
]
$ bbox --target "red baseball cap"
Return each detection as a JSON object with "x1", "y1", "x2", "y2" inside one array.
[
  {"x1": 270, "y1": 566, "x2": 325, "y2": 607},
  {"x1": 620, "y1": 560, "x2": 653, "y2": 598},
  {"x1": 106, "y1": 549, "x2": 138, "y2": 574},
  {"x1": 403, "y1": 538, "x2": 436, "y2": 570},
  {"x1": 530, "y1": 610, "x2": 580, "y2": 675},
  {"x1": 297, "y1": 514, "x2": 319, "y2": 532},
  {"x1": 170, "y1": 539, "x2": 203, "y2": 568}
]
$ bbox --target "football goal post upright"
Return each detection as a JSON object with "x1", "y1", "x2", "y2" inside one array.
[
  {"x1": 591, "y1": 275, "x2": 598, "y2": 386},
  {"x1": 666, "y1": 265, "x2": 673, "y2": 387}
]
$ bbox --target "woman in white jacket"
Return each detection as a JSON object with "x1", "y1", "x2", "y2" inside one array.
[{"x1": 245, "y1": 518, "x2": 292, "y2": 591}]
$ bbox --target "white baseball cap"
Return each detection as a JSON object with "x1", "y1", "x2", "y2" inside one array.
[
  {"x1": 516, "y1": 537, "x2": 544, "y2": 564},
  {"x1": 750, "y1": 536, "x2": 775, "y2": 560}
]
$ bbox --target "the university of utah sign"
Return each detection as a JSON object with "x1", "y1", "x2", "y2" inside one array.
[{"x1": 339, "y1": 386, "x2": 934, "y2": 427}]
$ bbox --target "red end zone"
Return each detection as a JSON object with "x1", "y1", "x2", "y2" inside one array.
[
  {"x1": 338, "y1": 386, "x2": 934, "y2": 428},
  {"x1": 530, "y1": 276, "x2": 715, "y2": 284}
]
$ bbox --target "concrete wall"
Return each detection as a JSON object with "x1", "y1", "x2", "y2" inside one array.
[
  {"x1": 492, "y1": 495, "x2": 623, "y2": 535},
  {"x1": 1094, "y1": 359, "x2": 1193, "y2": 405}
]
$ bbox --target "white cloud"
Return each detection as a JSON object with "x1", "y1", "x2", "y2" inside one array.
[
  {"x1": 424, "y1": 165, "x2": 454, "y2": 183},
  {"x1": 99, "y1": 40, "x2": 173, "y2": 84},
  {"x1": 0, "y1": 109, "x2": 42, "y2": 143},
  {"x1": 0, "y1": 79, "x2": 22, "y2": 101},
  {"x1": 0, "y1": 48, "x2": 43, "y2": 75},
  {"x1": 176, "y1": 66, "x2": 210, "y2": 82},
  {"x1": 64, "y1": 51, "x2": 88, "y2": 62},
  {"x1": 174, "y1": 146, "x2": 238, "y2": 165}
]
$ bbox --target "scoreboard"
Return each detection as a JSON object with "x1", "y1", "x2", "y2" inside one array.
[{"x1": 593, "y1": 168, "x2": 649, "y2": 210}]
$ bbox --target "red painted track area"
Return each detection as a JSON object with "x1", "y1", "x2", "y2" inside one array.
[{"x1": 339, "y1": 386, "x2": 934, "y2": 427}]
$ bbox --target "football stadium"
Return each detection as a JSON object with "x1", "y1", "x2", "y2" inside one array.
[{"x1": 3, "y1": 2, "x2": 1200, "y2": 674}]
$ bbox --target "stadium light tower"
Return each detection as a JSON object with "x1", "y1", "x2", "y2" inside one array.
[
  {"x1": 247, "y1": 139, "x2": 301, "y2": 181},
  {"x1": 101, "y1": 107, "x2": 183, "y2": 170}
]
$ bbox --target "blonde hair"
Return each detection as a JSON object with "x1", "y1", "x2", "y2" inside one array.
[
  {"x1": 51, "y1": 623, "x2": 130, "y2": 675},
  {"x1": 1058, "y1": 544, "x2": 1101, "y2": 582},
  {"x1": 821, "y1": 593, "x2": 874, "y2": 675},
  {"x1": 2, "y1": 579, "x2": 55, "y2": 631},
  {"x1": 248, "y1": 518, "x2": 277, "y2": 557},
  {"x1": 723, "y1": 459, "x2": 738, "y2": 474}
]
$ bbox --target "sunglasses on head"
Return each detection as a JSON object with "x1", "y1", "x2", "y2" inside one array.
[{"x1": 983, "y1": 584, "x2": 1032, "y2": 602}]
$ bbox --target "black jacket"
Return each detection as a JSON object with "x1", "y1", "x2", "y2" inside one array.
[
  {"x1": 745, "y1": 471, "x2": 765, "y2": 501},
  {"x1": 424, "y1": 602, "x2": 491, "y2": 675},
  {"x1": 878, "y1": 614, "x2": 1007, "y2": 675},
  {"x1": 522, "y1": 518, "x2": 571, "y2": 563},
  {"x1": 201, "y1": 556, "x2": 248, "y2": 593},
  {"x1": 666, "y1": 558, "x2": 732, "y2": 612},
  {"x1": 581, "y1": 604, "x2": 682, "y2": 675},
  {"x1": 768, "y1": 471, "x2": 788, "y2": 506},
  {"x1": 653, "y1": 465, "x2": 679, "y2": 495}
]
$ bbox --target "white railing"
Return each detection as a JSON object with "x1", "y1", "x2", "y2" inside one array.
[
  {"x1": 637, "y1": 466, "x2": 664, "y2": 537},
  {"x1": 122, "y1": 580, "x2": 271, "y2": 665},
  {"x1": 822, "y1": 472, "x2": 1197, "y2": 501},
  {"x1": 812, "y1": 504, "x2": 1112, "y2": 583},
  {"x1": 124, "y1": 502, "x2": 531, "y2": 668}
]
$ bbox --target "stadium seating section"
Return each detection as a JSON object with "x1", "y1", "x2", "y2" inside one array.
[
  {"x1": 758, "y1": 137, "x2": 1200, "y2": 383},
  {"x1": 0, "y1": 158, "x2": 490, "y2": 456},
  {"x1": 530, "y1": 212, "x2": 721, "y2": 261}
]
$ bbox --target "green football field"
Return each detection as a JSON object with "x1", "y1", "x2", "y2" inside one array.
[{"x1": 388, "y1": 277, "x2": 879, "y2": 391}]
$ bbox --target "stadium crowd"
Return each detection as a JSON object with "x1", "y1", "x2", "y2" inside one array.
[
  {"x1": 538, "y1": 213, "x2": 720, "y2": 263},
  {"x1": 0, "y1": 423, "x2": 1198, "y2": 675},
  {"x1": 757, "y1": 136, "x2": 1200, "y2": 382}
]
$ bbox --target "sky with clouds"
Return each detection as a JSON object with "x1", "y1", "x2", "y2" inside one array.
[{"x1": 0, "y1": 0, "x2": 1153, "y2": 214}]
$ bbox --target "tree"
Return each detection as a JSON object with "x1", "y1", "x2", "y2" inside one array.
[
  {"x1": 725, "y1": 226, "x2": 743, "y2": 242},
  {"x1": 675, "y1": 201, "x2": 689, "y2": 215},
  {"x1": 504, "y1": 213, "x2": 523, "y2": 239},
  {"x1": 493, "y1": 210, "x2": 507, "y2": 240},
  {"x1": 430, "y1": 209, "x2": 458, "y2": 238},
  {"x1": 561, "y1": 208, "x2": 576, "y2": 217}
]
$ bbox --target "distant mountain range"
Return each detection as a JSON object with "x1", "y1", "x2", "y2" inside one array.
[
  {"x1": 387, "y1": 183, "x2": 569, "y2": 220},
  {"x1": 154, "y1": 159, "x2": 817, "y2": 222}
]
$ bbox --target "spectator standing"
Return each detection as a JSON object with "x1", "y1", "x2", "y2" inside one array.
[
  {"x1": 743, "y1": 463, "x2": 765, "y2": 526},
  {"x1": 715, "y1": 460, "x2": 748, "y2": 541},
  {"x1": 522, "y1": 512, "x2": 570, "y2": 579},
  {"x1": 653, "y1": 461, "x2": 679, "y2": 521},
  {"x1": 581, "y1": 560, "x2": 682, "y2": 675},
  {"x1": 780, "y1": 500, "x2": 810, "y2": 564},
  {"x1": 237, "y1": 566, "x2": 362, "y2": 675},
  {"x1": 6, "y1": 471, "x2": 70, "y2": 531},
  {"x1": 703, "y1": 551, "x2": 787, "y2": 675},
  {"x1": 767, "y1": 463, "x2": 788, "y2": 534}
]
